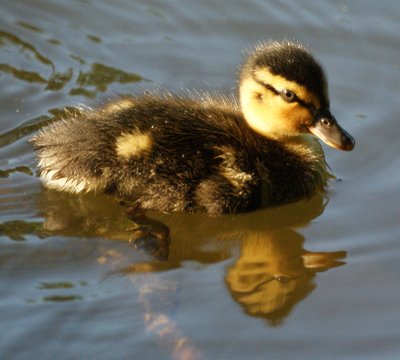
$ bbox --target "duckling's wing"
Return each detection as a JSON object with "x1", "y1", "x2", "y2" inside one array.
[{"x1": 109, "y1": 96, "x2": 262, "y2": 213}]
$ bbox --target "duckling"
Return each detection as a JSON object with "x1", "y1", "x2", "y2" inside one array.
[{"x1": 32, "y1": 41, "x2": 355, "y2": 215}]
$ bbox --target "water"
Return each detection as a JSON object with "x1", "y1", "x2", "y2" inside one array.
[{"x1": 1, "y1": 0, "x2": 400, "y2": 359}]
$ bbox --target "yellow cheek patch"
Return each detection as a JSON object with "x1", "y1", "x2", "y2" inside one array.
[
  {"x1": 253, "y1": 69, "x2": 320, "y2": 109},
  {"x1": 275, "y1": 100, "x2": 311, "y2": 132},
  {"x1": 240, "y1": 76, "x2": 313, "y2": 137},
  {"x1": 116, "y1": 132, "x2": 152, "y2": 158}
]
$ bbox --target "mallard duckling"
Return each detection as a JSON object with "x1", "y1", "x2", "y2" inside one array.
[{"x1": 32, "y1": 41, "x2": 355, "y2": 215}]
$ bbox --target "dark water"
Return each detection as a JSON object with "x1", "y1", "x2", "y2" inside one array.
[{"x1": 1, "y1": 0, "x2": 400, "y2": 359}]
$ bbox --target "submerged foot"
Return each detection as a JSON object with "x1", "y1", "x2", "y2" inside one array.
[{"x1": 123, "y1": 205, "x2": 171, "y2": 261}]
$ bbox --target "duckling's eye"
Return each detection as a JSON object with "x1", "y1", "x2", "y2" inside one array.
[
  {"x1": 320, "y1": 118, "x2": 331, "y2": 127},
  {"x1": 281, "y1": 89, "x2": 296, "y2": 103}
]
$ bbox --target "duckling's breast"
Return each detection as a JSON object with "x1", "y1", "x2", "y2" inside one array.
[{"x1": 247, "y1": 133, "x2": 327, "y2": 208}]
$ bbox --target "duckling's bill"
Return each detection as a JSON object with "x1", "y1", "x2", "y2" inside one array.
[{"x1": 308, "y1": 109, "x2": 355, "y2": 151}]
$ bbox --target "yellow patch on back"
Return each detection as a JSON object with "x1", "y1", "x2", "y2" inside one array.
[
  {"x1": 103, "y1": 98, "x2": 135, "y2": 114},
  {"x1": 116, "y1": 132, "x2": 152, "y2": 158},
  {"x1": 214, "y1": 146, "x2": 253, "y2": 191}
]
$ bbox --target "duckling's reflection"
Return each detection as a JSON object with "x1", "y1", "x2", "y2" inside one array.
[
  {"x1": 226, "y1": 230, "x2": 345, "y2": 326},
  {"x1": 29, "y1": 189, "x2": 346, "y2": 327}
]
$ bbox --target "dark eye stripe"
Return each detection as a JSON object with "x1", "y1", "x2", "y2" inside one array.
[
  {"x1": 254, "y1": 80, "x2": 279, "y2": 95},
  {"x1": 295, "y1": 96, "x2": 317, "y2": 116},
  {"x1": 253, "y1": 77, "x2": 317, "y2": 115}
]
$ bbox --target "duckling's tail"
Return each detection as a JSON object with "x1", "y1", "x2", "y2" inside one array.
[{"x1": 31, "y1": 119, "x2": 112, "y2": 195}]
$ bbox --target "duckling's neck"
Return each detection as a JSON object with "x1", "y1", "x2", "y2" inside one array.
[
  {"x1": 284, "y1": 133, "x2": 331, "y2": 181},
  {"x1": 284, "y1": 133, "x2": 323, "y2": 153}
]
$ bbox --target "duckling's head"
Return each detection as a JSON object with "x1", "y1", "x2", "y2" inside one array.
[{"x1": 239, "y1": 41, "x2": 355, "y2": 151}]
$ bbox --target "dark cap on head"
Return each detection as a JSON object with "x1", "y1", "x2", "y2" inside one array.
[{"x1": 241, "y1": 41, "x2": 329, "y2": 107}]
